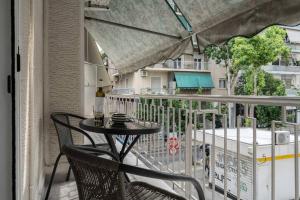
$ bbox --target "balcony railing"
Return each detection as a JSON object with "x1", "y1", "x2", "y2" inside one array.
[
  {"x1": 105, "y1": 94, "x2": 300, "y2": 200},
  {"x1": 263, "y1": 64, "x2": 300, "y2": 73},
  {"x1": 140, "y1": 88, "x2": 175, "y2": 95},
  {"x1": 111, "y1": 88, "x2": 135, "y2": 95},
  {"x1": 162, "y1": 60, "x2": 209, "y2": 71}
]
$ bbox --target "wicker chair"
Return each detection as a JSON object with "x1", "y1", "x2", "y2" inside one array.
[
  {"x1": 62, "y1": 145, "x2": 206, "y2": 200},
  {"x1": 45, "y1": 112, "x2": 110, "y2": 200}
]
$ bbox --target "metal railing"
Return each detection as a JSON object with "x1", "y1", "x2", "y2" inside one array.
[
  {"x1": 105, "y1": 94, "x2": 300, "y2": 200},
  {"x1": 111, "y1": 88, "x2": 135, "y2": 95},
  {"x1": 140, "y1": 88, "x2": 175, "y2": 95},
  {"x1": 163, "y1": 60, "x2": 209, "y2": 71}
]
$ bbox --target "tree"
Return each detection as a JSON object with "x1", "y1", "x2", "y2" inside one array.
[
  {"x1": 204, "y1": 41, "x2": 240, "y2": 127},
  {"x1": 232, "y1": 26, "x2": 290, "y2": 116},
  {"x1": 235, "y1": 71, "x2": 286, "y2": 127},
  {"x1": 204, "y1": 41, "x2": 238, "y2": 96},
  {"x1": 231, "y1": 26, "x2": 290, "y2": 94}
]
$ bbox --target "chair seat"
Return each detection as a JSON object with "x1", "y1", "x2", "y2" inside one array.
[
  {"x1": 82, "y1": 143, "x2": 111, "y2": 150},
  {"x1": 126, "y1": 181, "x2": 186, "y2": 200}
]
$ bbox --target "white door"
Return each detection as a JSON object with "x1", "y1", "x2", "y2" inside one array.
[
  {"x1": 0, "y1": 0, "x2": 12, "y2": 199},
  {"x1": 151, "y1": 77, "x2": 161, "y2": 93}
]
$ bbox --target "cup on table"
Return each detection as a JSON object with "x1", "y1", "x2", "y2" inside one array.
[{"x1": 93, "y1": 110, "x2": 104, "y2": 126}]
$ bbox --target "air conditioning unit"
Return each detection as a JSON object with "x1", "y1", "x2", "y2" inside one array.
[
  {"x1": 275, "y1": 130, "x2": 290, "y2": 145},
  {"x1": 140, "y1": 70, "x2": 148, "y2": 77}
]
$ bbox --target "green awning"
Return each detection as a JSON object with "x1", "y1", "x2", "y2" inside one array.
[{"x1": 174, "y1": 72, "x2": 214, "y2": 89}]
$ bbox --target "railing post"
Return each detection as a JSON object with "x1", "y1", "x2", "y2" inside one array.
[
  {"x1": 252, "y1": 118, "x2": 257, "y2": 200},
  {"x1": 237, "y1": 115, "x2": 241, "y2": 200},
  {"x1": 281, "y1": 106, "x2": 287, "y2": 122},
  {"x1": 294, "y1": 124, "x2": 299, "y2": 200},
  {"x1": 271, "y1": 120, "x2": 276, "y2": 200},
  {"x1": 223, "y1": 114, "x2": 228, "y2": 200},
  {"x1": 212, "y1": 113, "x2": 216, "y2": 200},
  {"x1": 185, "y1": 100, "x2": 193, "y2": 199}
]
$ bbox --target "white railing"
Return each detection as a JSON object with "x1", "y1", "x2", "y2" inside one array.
[
  {"x1": 140, "y1": 88, "x2": 175, "y2": 95},
  {"x1": 111, "y1": 88, "x2": 135, "y2": 95},
  {"x1": 105, "y1": 94, "x2": 300, "y2": 200},
  {"x1": 163, "y1": 60, "x2": 209, "y2": 71}
]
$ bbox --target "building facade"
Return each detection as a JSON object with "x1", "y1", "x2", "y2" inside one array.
[{"x1": 112, "y1": 52, "x2": 227, "y2": 96}]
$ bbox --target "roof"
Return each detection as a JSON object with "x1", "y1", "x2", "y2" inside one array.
[{"x1": 174, "y1": 72, "x2": 214, "y2": 89}]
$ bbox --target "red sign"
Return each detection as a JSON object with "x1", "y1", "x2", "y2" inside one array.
[{"x1": 168, "y1": 136, "x2": 179, "y2": 155}]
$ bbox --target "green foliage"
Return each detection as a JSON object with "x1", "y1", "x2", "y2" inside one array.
[
  {"x1": 197, "y1": 88, "x2": 203, "y2": 95},
  {"x1": 231, "y1": 26, "x2": 290, "y2": 70},
  {"x1": 204, "y1": 43, "x2": 232, "y2": 64},
  {"x1": 236, "y1": 71, "x2": 286, "y2": 127},
  {"x1": 236, "y1": 71, "x2": 285, "y2": 96},
  {"x1": 205, "y1": 26, "x2": 290, "y2": 96}
]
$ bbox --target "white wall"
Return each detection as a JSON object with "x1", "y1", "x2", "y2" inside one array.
[
  {"x1": 44, "y1": 0, "x2": 84, "y2": 177},
  {"x1": 0, "y1": 0, "x2": 12, "y2": 199}
]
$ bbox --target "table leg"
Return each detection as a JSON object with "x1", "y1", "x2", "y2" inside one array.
[
  {"x1": 119, "y1": 135, "x2": 129, "y2": 157},
  {"x1": 104, "y1": 134, "x2": 120, "y2": 161},
  {"x1": 120, "y1": 135, "x2": 141, "y2": 161}
]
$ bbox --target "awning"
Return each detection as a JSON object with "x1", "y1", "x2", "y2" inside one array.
[
  {"x1": 85, "y1": 0, "x2": 300, "y2": 74},
  {"x1": 174, "y1": 72, "x2": 214, "y2": 89},
  {"x1": 85, "y1": 0, "x2": 192, "y2": 74},
  {"x1": 175, "y1": 0, "x2": 300, "y2": 51}
]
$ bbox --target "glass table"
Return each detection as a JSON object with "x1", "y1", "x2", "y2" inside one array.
[{"x1": 79, "y1": 118, "x2": 161, "y2": 161}]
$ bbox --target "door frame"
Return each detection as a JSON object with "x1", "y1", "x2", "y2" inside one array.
[{"x1": 11, "y1": 0, "x2": 17, "y2": 199}]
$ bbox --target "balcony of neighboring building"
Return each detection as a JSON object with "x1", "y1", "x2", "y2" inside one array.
[
  {"x1": 263, "y1": 64, "x2": 300, "y2": 74},
  {"x1": 145, "y1": 59, "x2": 210, "y2": 72}
]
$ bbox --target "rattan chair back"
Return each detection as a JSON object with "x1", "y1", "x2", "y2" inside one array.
[
  {"x1": 51, "y1": 113, "x2": 74, "y2": 150},
  {"x1": 63, "y1": 145, "x2": 125, "y2": 200}
]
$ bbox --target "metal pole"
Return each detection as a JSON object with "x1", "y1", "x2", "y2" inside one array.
[
  {"x1": 185, "y1": 100, "x2": 193, "y2": 199},
  {"x1": 271, "y1": 121, "x2": 276, "y2": 200},
  {"x1": 237, "y1": 115, "x2": 241, "y2": 200},
  {"x1": 194, "y1": 111, "x2": 197, "y2": 178},
  {"x1": 212, "y1": 113, "x2": 216, "y2": 200},
  {"x1": 202, "y1": 113, "x2": 206, "y2": 196},
  {"x1": 295, "y1": 124, "x2": 299, "y2": 200},
  {"x1": 252, "y1": 118, "x2": 257, "y2": 200},
  {"x1": 281, "y1": 106, "x2": 287, "y2": 122},
  {"x1": 224, "y1": 114, "x2": 228, "y2": 200}
]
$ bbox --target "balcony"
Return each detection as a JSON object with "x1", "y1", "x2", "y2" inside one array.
[
  {"x1": 102, "y1": 94, "x2": 300, "y2": 200},
  {"x1": 148, "y1": 61, "x2": 210, "y2": 72},
  {"x1": 111, "y1": 88, "x2": 135, "y2": 95},
  {"x1": 140, "y1": 87, "x2": 175, "y2": 95},
  {"x1": 263, "y1": 64, "x2": 300, "y2": 74}
]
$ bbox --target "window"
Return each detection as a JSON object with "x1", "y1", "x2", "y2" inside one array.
[
  {"x1": 151, "y1": 77, "x2": 161, "y2": 93},
  {"x1": 194, "y1": 58, "x2": 201, "y2": 70},
  {"x1": 173, "y1": 58, "x2": 182, "y2": 69},
  {"x1": 281, "y1": 75, "x2": 293, "y2": 89},
  {"x1": 219, "y1": 79, "x2": 226, "y2": 89}
]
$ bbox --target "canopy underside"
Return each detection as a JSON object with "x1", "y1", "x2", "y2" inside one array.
[{"x1": 85, "y1": 0, "x2": 300, "y2": 74}]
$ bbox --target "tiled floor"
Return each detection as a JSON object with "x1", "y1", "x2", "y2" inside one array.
[
  {"x1": 49, "y1": 181, "x2": 78, "y2": 200},
  {"x1": 48, "y1": 133, "x2": 224, "y2": 200}
]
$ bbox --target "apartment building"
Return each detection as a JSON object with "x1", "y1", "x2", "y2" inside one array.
[
  {"x1": 263, "y1": 25, "x2": 300, "y2": 96},
  {"x1": 112, "y1": 52, "x2": 227, "y2": 96}
]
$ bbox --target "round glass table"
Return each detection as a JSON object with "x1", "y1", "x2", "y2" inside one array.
[{"x1": 79, "y1": 118, "x2": 161, "y2": 161}]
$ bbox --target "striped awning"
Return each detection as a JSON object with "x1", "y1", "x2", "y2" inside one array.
[{"x1": 174, "y1": 72, "x2": 214, "y2": 89}]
